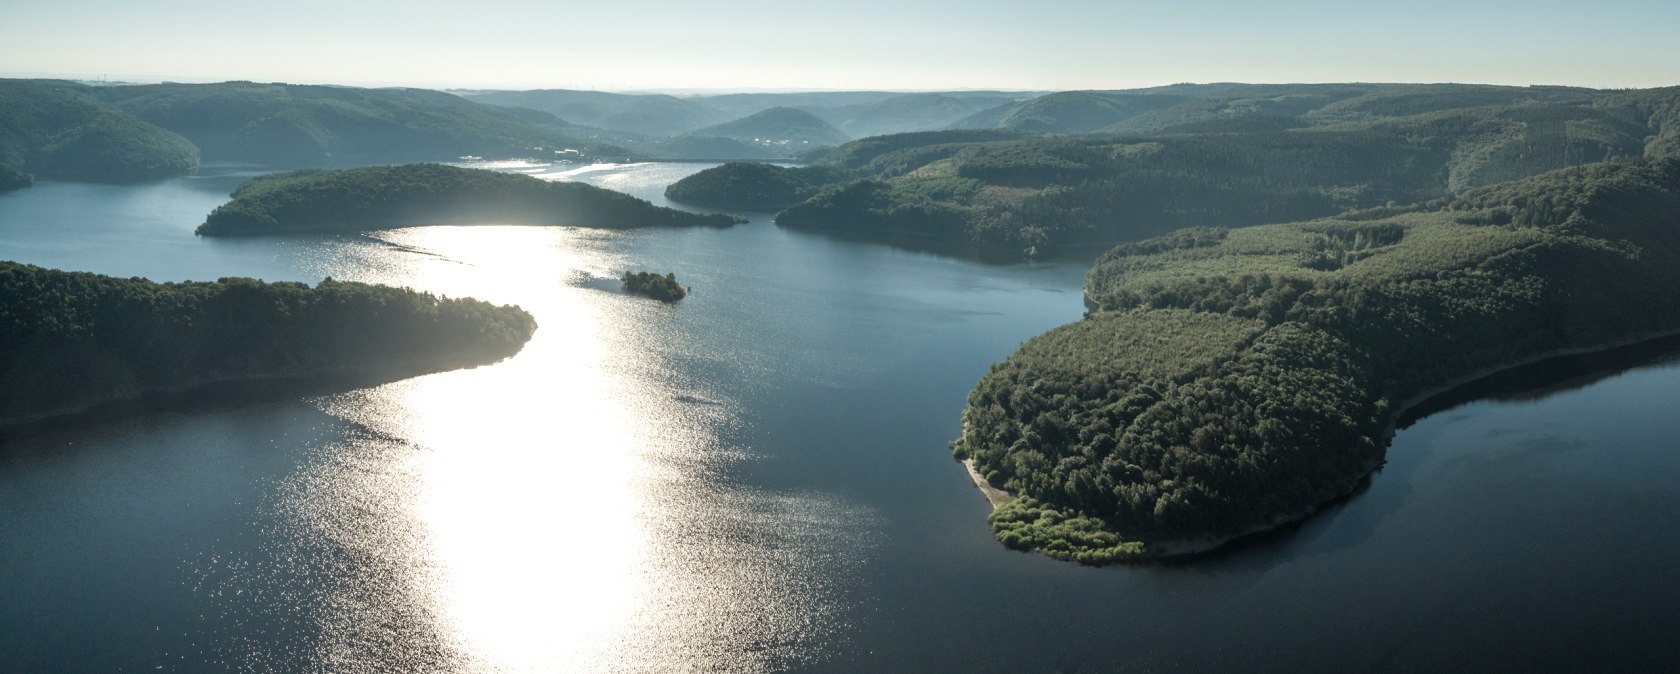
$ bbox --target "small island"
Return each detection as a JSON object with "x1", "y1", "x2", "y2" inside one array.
[
  {"x1": 0, "y1": 262, "x2": 537, "y2": 426},
  {"x1": 956, "y1": 157, "x2": 1680, "y2": 564},
  {"x1": 197, "y1": 163, "x2": 744, "y2": 236},
  {"x1": 621, "y1": 271, "x2": 687, "y2": 302}
]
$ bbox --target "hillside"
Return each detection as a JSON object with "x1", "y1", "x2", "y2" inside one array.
[
  {"x1": 833, "y1": 93, "x2": 1022, "y2": 138},
  {"x1": 0, "y1": 262, "x2": 536, "y2": 425},
  {"x1": 0, "y1": 80, "x2": 199, "y2": 182},
  {"x1": 955, "y1": 158, "x2": 1680, "y2": 563},
  {"x1": 86, "y1": 81, "x2": 627, "y2": 167},
  {"x1": 953, "y1": 90, "x2": 1190, "y2": 134},
  {"x1": 664, "y1": 162, "x2": 852, "y2": 211},
  {"x1": 689, "y1": 107, "x2": 850, "y2": 147},
  {"x1": 466, "y1": 89, "x2": 1029, "y2": 141},
  {"x1": 952, "y1": 83, "x2": 1598, "y2": 136},
  {"x1": 465, "y1": 89, "x2": 727, "y2": 136},
  {"x1": 198, "y1": 163, "x2": 741, "y2": 235},
  {"x1": 666, "y1": 85, "x2": 1679, "y2": 259},
  {"x1": 661, "y1": 129, "x2": 1036, "y2": 208},
  {"x1": 0, "y1": 163, "x2": 32, "y2": 193}
]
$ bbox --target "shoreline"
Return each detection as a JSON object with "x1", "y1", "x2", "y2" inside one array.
[
  {"x1": 962, "y1": 459, "x2": 1016, "y2": 509},
  {"x1": 962, "y1": 325, "x2": 1680, "y2": 561},
  {"x1": 0, "y1": 354, "x2": 515, "y2": 433}
]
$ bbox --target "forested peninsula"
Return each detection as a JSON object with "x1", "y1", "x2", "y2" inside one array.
[
  {"x1": 198, "y1": 164, "x2": 743, "y2": 235},
  {"x1": 0, "y1": 262, "x2": 537, "y2": 426},
  {"x1": 666, "y1": 84, "x2": 1680, "y2": 259},
  {"x1": 952, "y1": 158, "x2": 1680, "y2": 563}
]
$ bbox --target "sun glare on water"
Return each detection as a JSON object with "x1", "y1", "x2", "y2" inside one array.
[
  {"x1": 267, "y1": 222, "x2": 867, "y2": 672},
  {"x1": 302, "y1": 225, "x2": 654, "y2": 669}
]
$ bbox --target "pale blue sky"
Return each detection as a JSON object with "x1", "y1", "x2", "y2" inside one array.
[{"x1": 2, "y1": 0, "x2": 1676, "y2": 91}]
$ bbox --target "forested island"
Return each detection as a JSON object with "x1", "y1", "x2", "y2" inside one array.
[
  {"x1": 621, "y1": 271, "x2": 687, "y2": 301},
  {"x1": 197, "y1": 164, "x2": 743, "y2": 235},
  {"x1": 953, "y1": 158, "x2": 1680, "y2": 563},
  {"x1": 666, "y1": 84, "x2": 1680, "y2": 259},
  {"x1": 0, "y1": 262, "x2": 537, "y2": 426}
]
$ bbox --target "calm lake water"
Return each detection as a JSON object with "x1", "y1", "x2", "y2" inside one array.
[{"x1": 2, "y1": 162, "x2": 1678, "y2": 672}]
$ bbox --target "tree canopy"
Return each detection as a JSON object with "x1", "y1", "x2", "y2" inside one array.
[
  {"x1": 0, "y1": 80, "x2": 199, "y2": 182},
  {"x1": 664, "y1": 85, "x2": 1680, "y2": 260},
  {"x1": 199, "y1": 163, "x2": 743, "y2": 235},
  {"x1": 0, "y1": 262, "x2": 537, "y2": 424},
  {"x1": 956, "y1": 158, "x2": 1680, "y2": 563},
  {"x1": 621, "y1": 271, "x2": 687, "y2": 302}
]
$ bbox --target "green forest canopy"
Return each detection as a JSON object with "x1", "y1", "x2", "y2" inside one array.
[
  {"x1": 0, "y1": 80, "x2": 199, "y2": 182},
  {"x1": 0, "y1": 262, "x2": 537, "y2": 424},
  {"x1": 955, "y1": 158, "x2": 1680, "y2": 563},
  {"x1": 665, "y1": 85, "x2": 1680, "y2": 259},
  {"x1": 621, "y1": 271, "x2": 687, "y2": 302},
  {"x1": 198, "y1": 163, "x2": 742, "y2": 235}
]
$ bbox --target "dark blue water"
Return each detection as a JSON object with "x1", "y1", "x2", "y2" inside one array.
[{"x1": 2, "y1": 163, "x2": 1678, "y2": 672}]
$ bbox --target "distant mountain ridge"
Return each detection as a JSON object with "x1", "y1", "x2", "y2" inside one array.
[
  {"x1": 459, "y1": 88, "x2": 1038, "y2": 159},
  {"x1": 81, "y1": 81, "x2": 629, "y2": 167},
  {"x1": 689, "y1": 107, "x2": 849, "y2": 147},
  {"x1": 466, "y1": 89, "x2": 728, "y2": 136}
]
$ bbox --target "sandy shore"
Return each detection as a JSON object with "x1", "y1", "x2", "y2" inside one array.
[{"x1": 963, "y1": 459, "x2": 1016, "y2": 509}]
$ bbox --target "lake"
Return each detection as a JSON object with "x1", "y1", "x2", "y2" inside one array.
[{"x1": 2, "y1": 162, "x2": 1678, "y2": 672}]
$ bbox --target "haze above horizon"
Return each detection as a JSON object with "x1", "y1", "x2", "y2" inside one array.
[{"x1": 3, "y1": 0, "x2": 1677, "y2": 92}]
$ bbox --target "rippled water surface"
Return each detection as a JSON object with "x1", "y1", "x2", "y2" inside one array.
[{"x1": 3, "y1": 162, "x2": 1679, "y2": 672}]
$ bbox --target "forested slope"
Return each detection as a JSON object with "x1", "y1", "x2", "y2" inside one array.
[
  {"x1": 0, "y1": 163, "x2": 32, "y2": 193},
  {"x1": 0, "y1": 80, "x2": 199, "y2": 182},
  {"x1": 666, "y1": 85, "x2": 1679, "y2": 260},
  {"x1": 85, "y1": 81, "x2": 626, "y2": 167},
  {"x1": 0, "y1": 263, "x2": 536, "y2": 424},
  {"x1": 954, "y1": 158, "x2": 1680, "y2": 563}
]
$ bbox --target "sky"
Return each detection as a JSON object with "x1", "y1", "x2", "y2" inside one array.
[{"x1": 2, "y1": 0, "x2": 1677, "y2": 92}]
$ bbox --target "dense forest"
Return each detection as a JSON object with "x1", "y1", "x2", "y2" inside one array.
[
  {"x1": 81, "y1": 81, "x2": 630, "y2": 167},
  {"x1": 0, "y1": 80, "x2": 199, "y2": 182},
  {"x1": 621, "y1": 271, "x2": 687, "y2": 301},
  {"x1": 663, "y1": 162, "x2": 852, "y2": 211},
  {"x1": 0, "y1": 163, "x2": 32, "y2": 193},
  {"x1": 666, "y1": 84, "x2": 1680, "y2": 259},
  {"x1": 953, "y1": 158, "x2": 1680, "y2": 563},
  {"x1": 0, "y1": 262, "x2": 537, "y2": 425},
  {"x1": 198, "y1": 164, "x2": 742, "y2": 235}
]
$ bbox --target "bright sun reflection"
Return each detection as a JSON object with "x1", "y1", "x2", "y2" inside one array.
[
  {"x1": 316, "y1": 225, "x2": 653, "y2": 670},
  {"x1": 277, "y1": 177, "x2": 876, "y2": 671}
]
